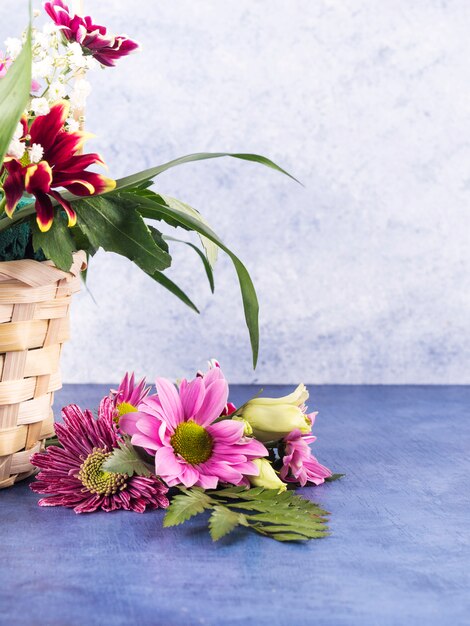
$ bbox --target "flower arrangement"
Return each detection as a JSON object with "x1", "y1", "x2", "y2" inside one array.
[
  {"x1": 31, "y1": 361, "x2": 342, "y2": 542},
  {"x1": 0, "y1": 1, "x2": 297, "y2": 365}
]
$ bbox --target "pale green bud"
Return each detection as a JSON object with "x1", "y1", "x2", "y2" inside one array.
[{"x1": 249, "y1": 458, "x2": 287, "y2": 492}]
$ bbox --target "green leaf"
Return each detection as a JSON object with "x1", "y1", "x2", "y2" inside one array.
[
  {"x1": 102, "y1": 438, "x2": 152, "y2": 478},
  {"x1": 324, "y1": 473, "x2": 345, "y2": 483},
  {"x1": 209, "y1": 506, "x2": 247, "y2": 541},
  {"x1": 31, "y1": 214, "x2": 77, "y2": 271},
  {"x1": 164, "y1": 235, "x2": 215, "y2": 293},
  {"x1": 72, "y1": 195, "x2": 171, "y2": 274},
  {"x1": 163, "y1": 488, "x2": 213, "y2": 527},
  {"x1": 167, "y1": 486, "x2": 330, "y2": 543},
  {"x1": 128, "y1": 192, "x2": 260, "y2": 368},
  {"x1": 147, "y1": 269, "x2": 199, "y2": 313},
  {"x1": 114, "y1": 152, "x2": 301, "y2": 192},
  {"x1": 161, "y1": 195, "x2": 219, "y2": 269},
  {"x1": 0, "y1": 14, "x2": 32, "y2": 166}
]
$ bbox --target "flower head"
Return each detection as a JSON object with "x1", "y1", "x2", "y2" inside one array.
[
  {"x1": 249, "y1": 458, "x2": 287, "y2": 492},
  {"x1": 0, "y1": 52, "x2": 12, "y2": 78},
  {"x1": 2, "y1": 100, "x2": 115, "y2": 232},
  {"x1": 44, "y1": 0, "x2": 140, "y2": 67},
  {"x1": 111, "y1": 372, "x2": 150, "y2": 420},
  {"x1": 280, "y1": 422, "x2": 332, "y2": 486},
  {"x1": 30, "y1": 398, "x2": 169, "y2": 513},
  {"x1": 121, "y1": 366, "x2": 268, "y2": 489},
  {"x1": 239, "y1": 384, "x2": 313, "y2": 443}
]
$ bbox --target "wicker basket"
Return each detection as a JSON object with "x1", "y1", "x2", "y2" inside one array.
[{"x1": 0, "y1": 251, "x2": 86, "y2": 489}]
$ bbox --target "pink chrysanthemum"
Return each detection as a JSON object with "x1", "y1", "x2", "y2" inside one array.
[
  {"x1": 110, "y1": 372, "x2": 150, "y2": 420},
  {"x1": 280, "y1": 422, "x2": 332, "y2": 487},
  {"x1": 44, "y1": 0, "x2": 139, "y2": 67},
  {"x1": 30, "y1": 398, "x2": 169, "y2": 513},
  {"x1": 121, "y1": 367, "x2": 268, "y2": 489},
  {"x1": 196, "y1": 359, "x2": 237, "y2": 417}
]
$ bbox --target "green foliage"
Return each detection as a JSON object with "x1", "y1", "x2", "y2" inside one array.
[
  {"x1": 31, "y1": 213, "x2": 77, "y2": 271},
  {"x1": 102, "y1": 437, "x2": 152, "y2": 478},
  {"x1": 164, "y1": 486, "x2": 330, "y2": 543},
  {"x1": 0, "y1": 12, "x2": 31, "y2": 167},
  {"x1": 164, "y1": 235, "x2": 215, "y2": 293},
  {"x1": 324, "y1": 473, "x2": 345, "y2": 482}
]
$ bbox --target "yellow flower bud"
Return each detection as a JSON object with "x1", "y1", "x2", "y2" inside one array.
[
  {"x1": 239, "y1": 384, "x2": 312, "y2": 443},
  {"x1": 250, "y1": 459, "x2": 287, "y2": 492},
  {"x1": 232, "y1": 417, "x2": 253, "y2": 436}
]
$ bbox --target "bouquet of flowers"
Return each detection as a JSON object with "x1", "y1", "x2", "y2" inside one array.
[
  {"x1": 31, "y1": 360, "x2": 341, "y2": 542},
  {"x1": 0, "y1": 0, "x2": 296, "y2": 365}
]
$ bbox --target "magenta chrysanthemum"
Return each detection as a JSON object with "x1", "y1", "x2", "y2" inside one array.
[
  {"x1": 30, "y1": 398, "x2": 169, "y2": 513},
  {"x1": 280, "y1": 423, "x2": 332, "y2": 487},
  {"x1": 44, "y1": 0, "x2": 140, "y2": 67},
  {"x1": 110, "y1": 372, "x2": 150, "y2": 419},
  {"x1": 121, "y1": 367, "x2": 268, "y2": 489}
]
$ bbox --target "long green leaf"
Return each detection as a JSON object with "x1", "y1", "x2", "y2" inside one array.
[
  {"x1": 148, "y1": 269, "x2": 199, "y2": 313},
  {"x1": 115, "y1": 152, "x2": 301, "y2": 191},
  {"x1": 164, "y1": 235, "x2": 215, "y2": 293},
  {"x1": 125, "y1": 192, "x2": 260, "y2": 368},
  {"x1": 0, "y1": 15, "x2": 32, "y2": 166},
  {"x1": 72, "y1": 195, "x2": 171, "y2": 274}
]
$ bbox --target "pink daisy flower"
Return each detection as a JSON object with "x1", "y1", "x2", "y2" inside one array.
[
  {"x1": 30, "y1": 398, "x2": 169, "y2": 513},
  {"x1": 121, "y1": 367, "x2": 268, "y2": 489},
  {"x1": 110, "y1": 372, "x2": 150, "y2": 420},
  {"x1": 280, "y1": 422, "x2": 332, "y2": 487},
  {"x1": 44, "y1": 0, "x2": 140, "y2": 67}
]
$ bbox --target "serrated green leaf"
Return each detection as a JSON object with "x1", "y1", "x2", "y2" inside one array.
[
  {"x1": 72, "y1": 195, "x2": 171, "y2": 274},
  {"x1": 31, "y1": 214, "x2": 77, "y2": 271},
  {"x1": 163, "y1": 488, "x2": 213, "y2": 527},
  {"x1": 324, "y1": 473, "x2": 345, "y2": 482},
  {"x1": 102, "y1": 438, "x2": 152, "y2": 478},
  {"x1": 0, "y1": 12, "x2": 31, "y2": 166},
  {"x1": 209, "y1": 506, "x2": 247, "y2": 541}
]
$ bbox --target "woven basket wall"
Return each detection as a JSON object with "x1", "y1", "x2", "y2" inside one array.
[{"x1": 0, "y1": 251, "x2": 86, "y2": 489}]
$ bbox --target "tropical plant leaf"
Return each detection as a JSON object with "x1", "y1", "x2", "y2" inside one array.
[
  {"x1": 102, "y1": 438, "x2": 152, "y2": 478},
  {"x1": 165, "y1": 486, "x2": 330, "y2": 543},
  {"x1": 164, "y1": 235, "x2": 215, "y2": 293},
  {"x1": 147, "y1": 269, "x2": 199, "y2": 313},
  {"x1": 31, "y1": 213, "x2": 77, "y2": 271},
  {"x1": 126, "y1": 192, "x2": 260, "y2": 367},
  {"x1": 72, "y1": 195, "x2": 172, "y2": 274},
  {"x1": 209, "y1": 506, "x2": 248, "y2": 541},
  {"x1": 163, "y1": 488, "x2": 213, "y2": 527},
  {"x1": 0, "y1": 14, "x2": 31, "y2": 166},
  {"x1": 114, "y1": 152, "x2": 301, "y2": 192}
]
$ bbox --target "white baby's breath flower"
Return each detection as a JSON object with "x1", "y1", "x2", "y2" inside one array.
[
  {"x1": 43, "y1": 23, "x2": 60, "y2": 36},
  {"x1": 28, "y1": 143, "x2": 44, "y2": 164},
  {"x1": 33, "y1": 30, "x2": 50, "y2": 50},
  {"x1": 12, "y1": 122, "x2": 24, "y2": 141},
  {"x1": 7, "y1": 139, "x2": 25, "y2": 160},
  {"x1": 66, "y1": 118, "x2": 80, "y2": 133},
  {"x1": 48, "y1": 81, "x2": 66, "y2": 101},
  {"x1": 70, "y1": 78, "x2": 92, "y2": 110},
  {"x1": 5, "y1": 37, "x2": 22, "y2": 59},
  {"x1": 32, "y1": 57, "x2": 54, "y2": 80},
  {"x1": 31, "y1": 97, "x2": 50, "y2": 116}
]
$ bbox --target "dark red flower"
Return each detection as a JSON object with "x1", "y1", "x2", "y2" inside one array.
[
  {"x1": 44, "y1": 0, "x2": 140, "y2": 67},
  {"x1": 30, "y1": 398, "x2": 169, "y2": 514},
  {"x1": 2, "y1": 101, "x2": 115, "y2": 232}
]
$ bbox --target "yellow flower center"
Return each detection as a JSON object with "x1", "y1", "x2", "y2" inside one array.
[
  {"x1": 19, "y1": 150, "x2": 31, "y2": 167},
  {"x1": 116, "y1": 401, "x2": 138, "y2": 417},
  {"x1": 170, "y1": 421, "x2": 213, "y2": 465},
  {"x1": 77, "y1": 447, "x2": 127, "y2": 496}
]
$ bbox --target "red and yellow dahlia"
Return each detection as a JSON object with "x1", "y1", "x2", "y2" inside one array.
[{"x1": 1, "y1": 100, "x2": 115, "y2": 232}]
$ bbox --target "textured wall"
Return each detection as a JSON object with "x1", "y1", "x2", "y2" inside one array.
[{"x1": 3, "y1": 1, "x2": 470, "y2": 383}]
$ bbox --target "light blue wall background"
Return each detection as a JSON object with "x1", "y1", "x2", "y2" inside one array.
[{"x1": 3, "y1": 1, "x2": 470, "y2": 383}]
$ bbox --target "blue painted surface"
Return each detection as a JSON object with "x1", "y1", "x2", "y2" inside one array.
[{"x1": 1, "y1": 385, "x2": 469, "y2": 625}]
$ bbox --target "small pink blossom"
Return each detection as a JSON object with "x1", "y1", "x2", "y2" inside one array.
[
  {"x1": 111, "y1": 372, "x2": 150, "y2": 415},
  {"x1": 280, "y1": 419, "x2": 332, "y2": 487},
  {"x1": 121, "y1": 366, "x2": 268, "y2": 489},
  {"x1": 0, "y1": 53, "x2": 12, "y2": 78},
  {"x1": 44, "y1": 0, "x2": 139, "y2": 67}
]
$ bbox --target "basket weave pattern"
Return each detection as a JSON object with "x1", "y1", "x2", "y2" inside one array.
[{"x1": 0, "y1": 251, "x2": 85, "y2": 489}]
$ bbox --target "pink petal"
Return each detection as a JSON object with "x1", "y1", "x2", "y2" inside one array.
[
  {"x1": 194, "y1": 379, "x2": 228, "y2": 427},
  {"x1": 180, "y1": 377, "x2": 205, "y2": 419},
  {"x1": 207, "y1": 419, "x2": 244, "y2": 443},
  {"x1": 155, "y1": 446, "x2": 182, "y2": 477},
  {"x1": 155, "y1": 377, "x2": 183, "y2": 429}
]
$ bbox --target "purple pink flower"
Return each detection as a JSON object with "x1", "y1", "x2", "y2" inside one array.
[
  {"x1": 121, "y1": 366, "x2": 268, "y2": 489},
  {"x1": 111, "y1": 372, "x2": 150, "y2": 419},
  {"x1": 280, "y1": 421, "x2": 332, "y2": 487},
  {"x1": 2, "y1": 100, "x2": 115, "y2": 231},
  {"x1": 30, "y1": 398, "x2": 169, "y2": 513},
  {"x1": 44, "y1": 0, "x2": 139, "y2": 67},
  {"x1": 0, "y1": 52, "x2": 12, "y2": 78}
]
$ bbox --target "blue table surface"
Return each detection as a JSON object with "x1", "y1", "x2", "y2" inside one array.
[{"x1": 1, "y1": 385, "x2": 469, "y2": 626}]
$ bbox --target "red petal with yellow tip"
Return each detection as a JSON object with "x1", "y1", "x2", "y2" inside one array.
[
  {"x1": 29, "y1": 101, "x2": 70, "y2": 152},
  {"x1": 34, "y1": 192, "x2": 54, "y2": 233},
  {"x1": 54, "y1": 172, "x2": 116, "y2": 196},
  {"x1": 25, "y1": 162, "x2": 53, "y2": 195},
  {"x1": 2, "y1": 160, "x2": 26, "y2": 218},
  {"x1": 49, "y1": 190, "x2": 77, "y2": 228}
]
